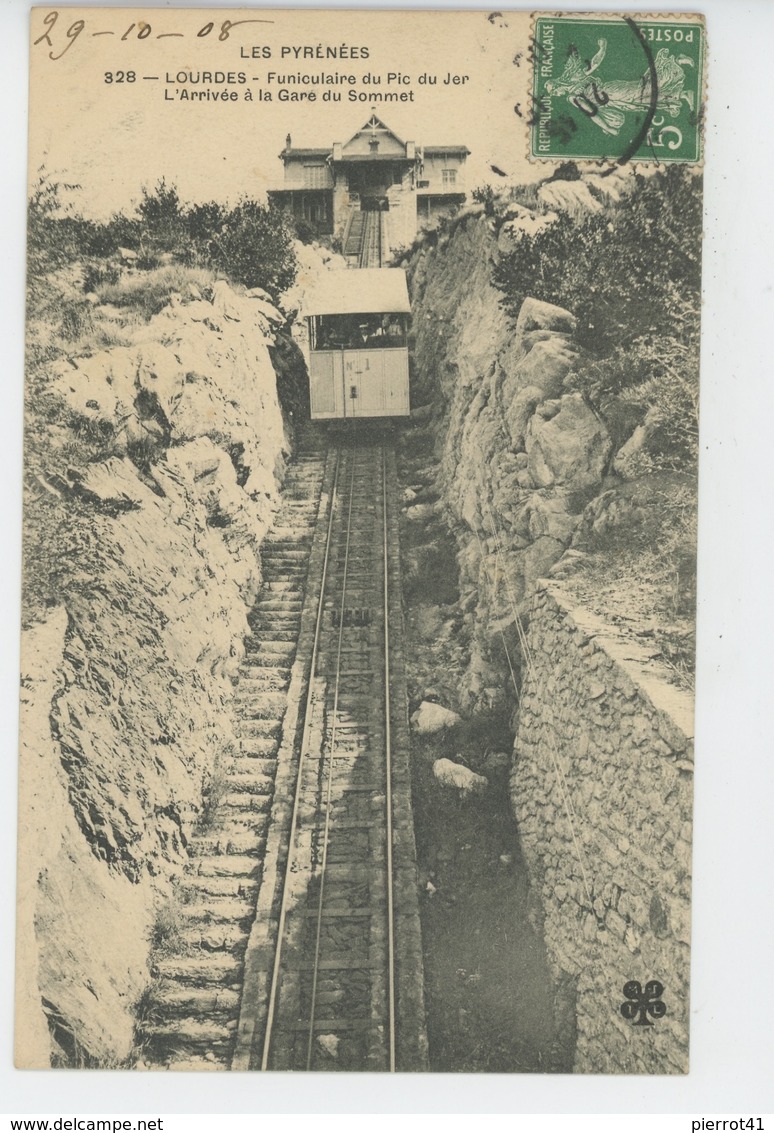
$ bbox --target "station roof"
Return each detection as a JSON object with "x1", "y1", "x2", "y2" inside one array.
[
  {"x1": 333, "y1": 154, "x2": 415, "y2": 164},
  {"x1": 302, "y1": 268, "x2": 411, "y2": 317},
  {"x1": 281, "y1": 147, "x2": 331, "y2": 159},
  {"x1": 422, "y1": 145, "x2": 470, "y2": 155}
]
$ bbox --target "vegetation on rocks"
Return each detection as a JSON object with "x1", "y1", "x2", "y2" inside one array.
[
  {"x1": 403, "y1": 166, "x2": 700, "y2": 689},
  {"x1": 20, "y1": 174, "x2": 302, "y2": 1066},
  {"x1": 29, "y1": 175, "x2": 298, "y2": 297},
  {"x1": 493, "y1": 166, "x2": 701, "y2": 476},
  {"x1": 502, "y1": 168, "x2": 700, "y2": 684},
  {"x1": 23, "y1": 176, "x2": 304, "y2": 628}
]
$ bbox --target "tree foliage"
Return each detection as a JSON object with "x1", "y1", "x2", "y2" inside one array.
[
  {"x1": 27, "y1": 174, "x2": 298, "y2": 303},
  {"x1": 203, "y1": 198, "x2": 297, "y2": 295},
  {"x1": 496, "y1": 167, "x2": 701, "y2": 351},
  {"x1": 27, "y1": 172, "x2": 84, "y2": 295},
  {"x1": 471, "y1": 184, "x2": 497, "y2": 217}
]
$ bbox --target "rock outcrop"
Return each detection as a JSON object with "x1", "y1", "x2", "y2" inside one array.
[
  {"x1": 403, "y1": 187, "x2": 695, "y2": 1077},
  {"x1": 407, "y1": 216, "x2": 620, "y2": 711},
  {"x1": 18, "y1": 281, "x2": 291, "y2": 1066},
  {"x1": 410, "y1": 701, "x2": 462, "y2": 734},
  {"x1": 432, "y1": 758, "x2": 488, "y2": 799}
]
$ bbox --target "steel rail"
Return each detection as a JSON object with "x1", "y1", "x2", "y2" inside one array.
[
  {"x1": 259, "y1": 444, "x2": 342, "y2": 1072},
  {"x1": 382, "y1": 444, "x2": 397, "y2": 1072},
  {"x1": 260, "y1": 439, "x2": 399, "y2": 1072},
  {"x1": 304, "y1": 446, "x2": 358, "y2": 1069}
]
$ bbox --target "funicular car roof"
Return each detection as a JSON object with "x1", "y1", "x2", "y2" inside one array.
[{"x1": 302, "y1": 268, "x2": 411, "y2": 317}]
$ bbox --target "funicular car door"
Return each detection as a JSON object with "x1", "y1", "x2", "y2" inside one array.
[
  {"x1": 343, "y1": 349, "x2": 385, "y2": 417},
  {"x1": 308, "y1": 350, "x2": 336, "y2": 418}
]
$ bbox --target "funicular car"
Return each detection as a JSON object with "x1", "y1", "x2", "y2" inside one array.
[{"x1": 303, "y1": 268, "x2": 411, "y2": 420}]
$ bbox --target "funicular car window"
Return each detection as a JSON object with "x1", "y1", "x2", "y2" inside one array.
[{"x1": 313, "y1": 314, "x2": 406, "y2": 349}]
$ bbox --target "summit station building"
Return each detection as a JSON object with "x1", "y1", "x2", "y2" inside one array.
[{"x1": 268, "y1": 113, "x2": 469, "y2": 264}]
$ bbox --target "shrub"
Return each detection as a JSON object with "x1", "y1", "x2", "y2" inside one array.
[
  {"x1": 28, "y1": 175, "x2": 299, "y2": 306},
  {"x1": 494, "y1": 166, "x2": 702, "y2": 472},
  {"x1": 186, "y1": 200, "x2": 226, "y2": 250},
  {"x1": 205, "y1": 198, "x2": 297, "y2": 298},
  {"x1": 472, "y1": 184, "x2": 497, "y2": 217},
  {"x1": 495, "y1": 166, "x2": 701, "y2": 352},
  {"x1": 95, "y1": 264, "x2": 214, "y2": 320},
  {"x1": 150, "y1": 895, "x2": 184, "y2": 952},
  {"x1": 27, "y1": 173, "x2": 79, "y2": 260},
  {"x1": 196, "y1": 752, "x2": 233, "y2": 832},
  {"x1": 136, "y1": 179, "x2": 190, "y2": 258}
]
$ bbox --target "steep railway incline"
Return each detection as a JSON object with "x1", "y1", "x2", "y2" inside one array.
[
  {"x1": 359, "y1": 211, "x2": 383, "y2": 268},
  {"x1": 342, "y1": 206, "x2": 385, "y2": 267},
  {"x1": 137, "y1": 437, "x2": 328, "y2": 1070},
  {"x1": 137, "y1": 430, "x2": 426, "y2": 1072},
  {"x1": 343, "y1": 209, "x2": 366, "y2": 259}
]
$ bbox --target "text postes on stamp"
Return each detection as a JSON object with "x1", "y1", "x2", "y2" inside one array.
[{"x1": 531, "y1": 15, "x2": 705, "y2": 164}]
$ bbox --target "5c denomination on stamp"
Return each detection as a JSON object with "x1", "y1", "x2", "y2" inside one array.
[{"x1": 531, "y1": 14, "x2": 705, "y2": 165}]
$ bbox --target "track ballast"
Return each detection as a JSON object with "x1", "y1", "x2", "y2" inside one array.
[{"x1": 139, "y1": 427, "x2": 426, "y2": 1073}]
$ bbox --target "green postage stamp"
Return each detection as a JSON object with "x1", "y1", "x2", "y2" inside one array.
[{"x1": 531, "y1": 15, "x2": 705, "y2": 163}]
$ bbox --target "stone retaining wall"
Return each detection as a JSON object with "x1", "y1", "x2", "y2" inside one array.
[{"x1": 511, "y1": 583, "x2": 694, "y2": 1074}]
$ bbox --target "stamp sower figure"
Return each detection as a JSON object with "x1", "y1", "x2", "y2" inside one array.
[{"x1": 545, "y1": 39, "x2": 696, "y2": 137}]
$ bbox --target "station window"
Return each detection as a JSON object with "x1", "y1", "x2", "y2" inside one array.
[
  {"x1": 302, "y1": 198, "x2": 328, "y2": 224},
  {"x1": 442, "y1": 168, "x2": 457, "y2": 186},
  {"x1": 304, "y1": 164, "x2": 329, "y2": 189}
]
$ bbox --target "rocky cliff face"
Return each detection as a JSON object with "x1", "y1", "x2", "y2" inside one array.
[
  {"x1": 404, "y1": 194, "x2": 694, "y2": 1075},
  {"x1": 17, "y1": 280, "x2": 291, "y2": 1066},
  {"x1": 407, "y1": 212, "x2": 618, "y2": 711}
]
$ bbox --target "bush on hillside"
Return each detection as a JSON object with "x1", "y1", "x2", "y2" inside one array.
[
  {"x1": 493, "y1": 166, "x2": 702, "y2": 473},
  {"x1": 27, "y1": 174, "x2": 298, "y2": 306},
  {"x1": 495, "y1": 166, "x2": 701, "y2": 352},
  {"x1": 27, "y1": 173, "x2": 85, "y2": 307},
  {"x1": 137, "y1": 179, "x2": 189, "y2": 256},
  {"x1": 472, "y1": 185, "x2": 497, "y2": 217},
  {"x1": 205, "y1": 199, "x2": 297, "y2": 297},
  {"x1": 95, "y1": 265, "x2": 215, "y2": 319}
]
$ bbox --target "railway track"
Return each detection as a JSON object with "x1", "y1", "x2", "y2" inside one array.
[
  {"x1": 138, "y1": 429, "x2": 426, "y2": 1072},
  {"x1": 359, "y1": 211, "x2": 383, "y2": 268}
]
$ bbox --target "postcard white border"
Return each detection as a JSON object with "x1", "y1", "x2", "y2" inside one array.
[{"x1": 2, "y1": 0, "x2": 773, "y2": 1115}]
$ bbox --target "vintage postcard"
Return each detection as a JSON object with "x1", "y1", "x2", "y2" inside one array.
[{"x1": 17, "y1": 7, "x2": 703, "y2": 1074}]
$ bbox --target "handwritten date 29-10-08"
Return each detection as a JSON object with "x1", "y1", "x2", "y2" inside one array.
[{"x1": 34, "y1": 10, "x2": 275, "y2": 61}]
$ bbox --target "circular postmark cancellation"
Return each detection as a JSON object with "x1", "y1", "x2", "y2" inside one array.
[{"x1": 529, "y1": 13, "x2": 705, "y2": 165}]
